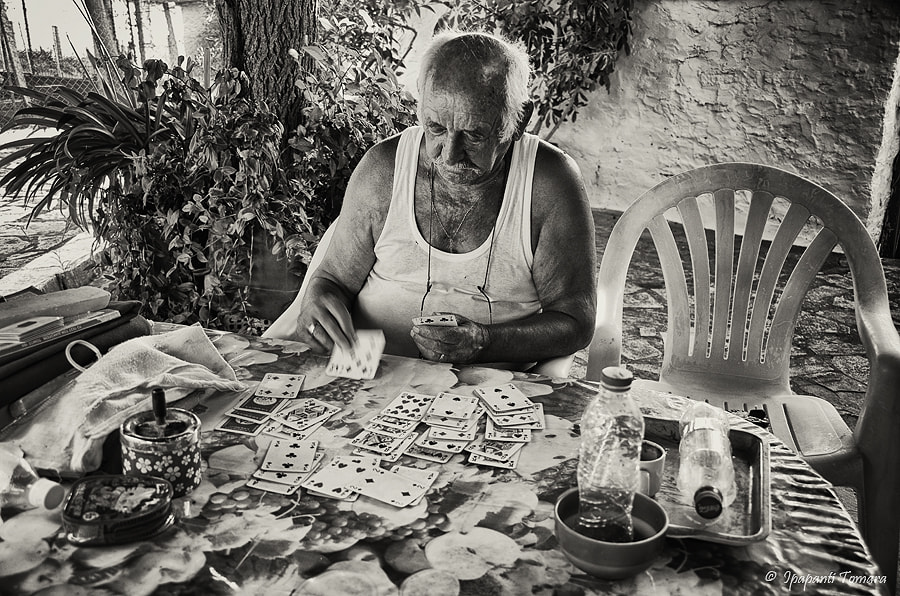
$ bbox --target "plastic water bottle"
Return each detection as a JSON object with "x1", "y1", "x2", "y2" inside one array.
[
  {"x1": 676, "y1": 402, "x2": 736, "y2": 523},
  {"x1": 0, "y1": 443, "x2": 65, "y2": 519},
  {"x1": 576, "y1": 366, "x2": 644, "y2": 542}
]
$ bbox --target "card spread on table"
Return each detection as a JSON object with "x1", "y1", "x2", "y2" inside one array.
[
  {"x1": 427, "y1": 392, "x2": 479, "y2": 420},
  {"x1": 354, "y1": 432, "x2": 419, "y2": 463},
  {"x1": 263, "y1": 419, "x2": 324, "y2": 441},
  {"x1": 475, "y1": 383, "x2": 534, "y2": 414},
  {"x1": 326, "y1": 329, "x2": 386, "y2": 380},
  {"x1": 403, "y1": 443, "x2": 454, "y2": 463},
  {"x1": 428, "y1": 424, "x2": 478, "y2": 441},
  {"x1": 465, "y1": 436, "x2": 526, "y2": 462},
  {"x1": 253, "y1": 452, "x2": 325, "y2": 487},
  {"x1": 381, "y1": 392, "x2": 434, "y2": 421},
  {"x1": 301, "y1": 455, "x2": 380, "y2": 500},
  {"x1": 275, "y1": 398, "x2": 341, "y2": 429},
  {"x1": 412, "y1": 313, "x2": 458, "y2": 327},
  {"x1": 254, "y1": 373, "x2": 305, "y2": 398},
  {"x1": 350, "y1": 430, "x2": 408, "y2": 455},
  {"x1": 468, "y1": 449, "x2": 522, "y2": 469},
  {"x1": 216, "y1": 415, "x2": 265, "y2": 436},
  {"x1": 485, "y1": 418, "x2": 532, "y2": 442},
  {"x1": 228, "y1": 408, "x2": 269, "y2": 423},
  {"x1": 487, "y1": 403, "x2": 546, "y2": 429},
  {"x1": 368, "y1": 413, "x2": 417, "y2": 431},
  {"x1": 234, "y1": 393, "x2": 286, "y2": 416},
  {"x1": 261, "y1": 439, "x2": 319, "y2": 473},
  {"x1": 413, "y1": 433, "x2": 469, "y2": 454},
  {"x1": 245, "y1": 477, "x2": 300, "y2": 495},
  {"x1": 347, "y1": 465, "x2": 428, "y2": 507}
]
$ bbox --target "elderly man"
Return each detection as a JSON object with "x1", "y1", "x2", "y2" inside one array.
[{"x1": 265, "y1": 30, "x2": 596, "y2": 368}]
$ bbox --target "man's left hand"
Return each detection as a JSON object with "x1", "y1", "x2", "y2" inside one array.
[{"x1": 410, "y1": 314, "x2": 490, "y2": 364}]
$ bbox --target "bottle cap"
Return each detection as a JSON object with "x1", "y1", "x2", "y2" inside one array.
[
  {"x1": 28, "y1": 478, "x2": 66, "y2": 510},
  {"x1": 694, "y1": 486, "x2": 724, "y2": 519},
  {"x1": 600, "y1": 366, "x2": 633, "y2": 389}
]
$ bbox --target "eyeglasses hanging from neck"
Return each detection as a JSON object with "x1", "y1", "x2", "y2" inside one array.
[{"x1": 420, "y1": 163, "x2": 504, "y2": 326}]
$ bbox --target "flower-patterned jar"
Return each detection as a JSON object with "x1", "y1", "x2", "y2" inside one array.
[{"x1": 120, "y1": 407, "x2": 202, "y2": 498}]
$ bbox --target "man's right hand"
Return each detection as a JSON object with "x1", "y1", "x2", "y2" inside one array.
[{"x1": 299, "y1": 278, "x2": 358, "y2": 355}]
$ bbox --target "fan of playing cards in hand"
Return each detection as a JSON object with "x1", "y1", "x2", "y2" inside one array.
[{"x1": 216, "y1": 367, "x2": 544, "y2": 506}]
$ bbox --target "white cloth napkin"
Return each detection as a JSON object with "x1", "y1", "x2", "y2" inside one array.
[{"x1": 8, "y1": 325, "x2": 246, "y2": 474}]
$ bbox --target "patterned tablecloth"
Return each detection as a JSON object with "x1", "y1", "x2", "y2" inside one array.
[{"x1": 0, "y1": 329, "x2": 888, "y2": 595}]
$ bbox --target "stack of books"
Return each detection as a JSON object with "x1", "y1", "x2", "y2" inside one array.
[{"x1": 0, "y1": 309, "x2": 121, "y2": 365}]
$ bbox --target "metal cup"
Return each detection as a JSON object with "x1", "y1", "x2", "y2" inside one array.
[{"x1": 120, "y1": 408, "x2": 202, "y2": 498}]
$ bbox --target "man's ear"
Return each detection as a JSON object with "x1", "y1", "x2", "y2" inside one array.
[{"x1": 513, "y1": 100, "x2": 534, "y2": 140}]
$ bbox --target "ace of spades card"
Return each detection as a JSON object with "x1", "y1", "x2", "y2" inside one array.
[{"x1": 325, "y1": 329, "x2": 386, "y2": 380}]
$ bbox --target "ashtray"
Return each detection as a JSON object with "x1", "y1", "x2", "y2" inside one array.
[
  {"x1": 554, "y1": 487, "x2": 668, "y2": 580},
  {"x1": 62, "y1": 474, "x2": 174, "y2": 546}
]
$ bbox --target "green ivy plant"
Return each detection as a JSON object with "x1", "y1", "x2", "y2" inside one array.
[
  {"x1": 285, "y1": 0, "x2": 421, "y2": 230},
  {"x1": 0, "y1": 57, "x2": 313, "y2": 332}
]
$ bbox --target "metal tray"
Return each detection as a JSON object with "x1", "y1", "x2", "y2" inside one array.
[{"x1": 644, "y1": 416, "x2": 771, "y2": 545}]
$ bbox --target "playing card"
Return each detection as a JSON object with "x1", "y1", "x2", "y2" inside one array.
[
  {"x1": 423, "y1": 413, "x2": 475, "y2": 430},
  {"x1": 367, "y1": 413, "x2": 417, "y2": 431},
  {"x1": 307, "y1": 489, "x2": 359, "y2": 502},
  {"x1": 403, "y1": 443, "x2": 454, "y2": 463},
  {"x1": 468, "y1": 449, "x2": 522, "y2": 469},
  {"x1": 216, "y1": 416, "x2": 265, "y2": 436},
  {"x1": 428, "y1": 424, "x2": 478, "y2": 441},
  {"x1": 347, "y1": 466, "x2": 428, "y2": 507},
  {"x1": 354, "y1": 432, "x2": 419, "y2": 463},
  {"x1": 261, "y1": 439, "x2": 318, "y2": 473},
  {"x1": 474, "y1": 383, "x2": 534, "y2": 414},
  {"x1": 254, "y1": 373, "x2": 305, "y2": 399},
  {"x1": 350, "y1": 430, "x2": 408, "y2": 455},
  {"x1": 325, "y1": 329, "x2": 386, "y2": 380},
  {"x1": 381, "y1": 392, "x2": 434, "y2": 421},
  {"x1": 412, "y1": 313, "x2": 458, "y2": 327},
  {"x1": 465, "y1": 436, "x2": 526, "y2": 462},
  {"x1": 234, "y1": 393, "x2": 286, "y2": 416},
  {"x1": 253, "y1": 452, "x2": 325, "y2": 486},
  {"x1": 364, "y1": 420, "x2": 414, "y2": 438},
  {"x1": 246, "y1": 477, "x2": 300, "y2": 495},
  {"x1": 485, "y1": 417, "x2": 532, "y2": 442},
  {"x1": 426, "y1": 392, "x2": 479, "y2": 420},
  {"x1": 390, "y1": 464, "x2": 439, "y2": 489},
  {"x1": 228, "y1": 408, "x2": 270, "y2": 423},
  {"x1": 274, "y1": 398, "x2": 341, "y2": 431},
  {"x1": 413, "y1": 434, "x2": 470, "y2": 454},
  {"x1": 488, "y1": 403, "x2": 546, "y2": 430},
  {"x1": 262, "y1": 419, "x2": 325, "y2": 441},
  {"x1": 300, "y1": 455, "x2": 380, "y2": 500}
]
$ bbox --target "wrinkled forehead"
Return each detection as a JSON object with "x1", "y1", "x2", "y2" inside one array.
[{"x1": 421, "y1": 61, "x2": 506, "y2": 122}]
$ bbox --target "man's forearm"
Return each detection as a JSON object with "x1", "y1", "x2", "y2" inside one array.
[{"x1": 475, "y1": 310, "x2": 593, "y2": 364}]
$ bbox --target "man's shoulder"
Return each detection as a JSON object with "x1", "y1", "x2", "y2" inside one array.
[
  {"x1": 359, "y1": 132, "x2": 404, "y2": 173},
  {"x1": 532, "y1": 138, "x2": 580, "y2": 182}
]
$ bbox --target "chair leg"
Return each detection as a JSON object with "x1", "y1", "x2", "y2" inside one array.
[{"x1": 860, "y1": 466, "x2": 899, "y2": 594}]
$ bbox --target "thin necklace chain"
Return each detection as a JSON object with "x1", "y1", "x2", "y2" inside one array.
[{"x1": 429, "y1": 166, "x2": 479, "y2": 249}]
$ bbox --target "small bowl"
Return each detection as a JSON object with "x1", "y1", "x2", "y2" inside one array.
[{"x1": 554, "y1": 487, "x2": 668, "y2": 579}]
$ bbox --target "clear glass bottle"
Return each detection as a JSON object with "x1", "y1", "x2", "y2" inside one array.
[
  {"x1": 576, "y1": 366, "x2": 644, "y2": 542},
  {"x1": 676, "y1": 402, "x2": 736, "y2": 523},
  {"x1": 0, "y1": 443, "x2": 65, "y2": 519}
]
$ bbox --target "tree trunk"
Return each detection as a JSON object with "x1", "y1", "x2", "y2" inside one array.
[
  {"x1": 132, "y1": 0, "x2": 147, "y2": 65},
  {"x1": 84, "y1": 0, "x2": 120, "y2": 57},
  {"x1": 215, "y1": 0, "x2": 316, "y2": 134},
  {"x1": 0, "y1": 0, "x2": 26, "y2": 88}
]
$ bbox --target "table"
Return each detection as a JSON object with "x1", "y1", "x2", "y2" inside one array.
[{"x1": 0, "y1": 328, "x2": 888, "y2": 595}]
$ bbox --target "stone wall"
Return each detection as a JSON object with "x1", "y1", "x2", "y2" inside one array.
[{"x1": 550, "y1": 0, "x2": 900, "y2": 240}]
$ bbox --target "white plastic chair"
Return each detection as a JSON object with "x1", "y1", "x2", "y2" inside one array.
[
  {"x1": 265, "y1": 218, "x2": 575, "y2": 377},
  {"x1": 587, "y1": 163, "x2": 900, "y2": 590}
]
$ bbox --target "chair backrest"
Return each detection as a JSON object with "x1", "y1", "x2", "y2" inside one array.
[{"x1": 588, "y1": 163, "x2": 893, "y2": 399}]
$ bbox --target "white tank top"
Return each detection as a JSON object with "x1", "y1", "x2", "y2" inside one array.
[{"x1": 353, "y1": 126, "x2": 542, "y2": 357}]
